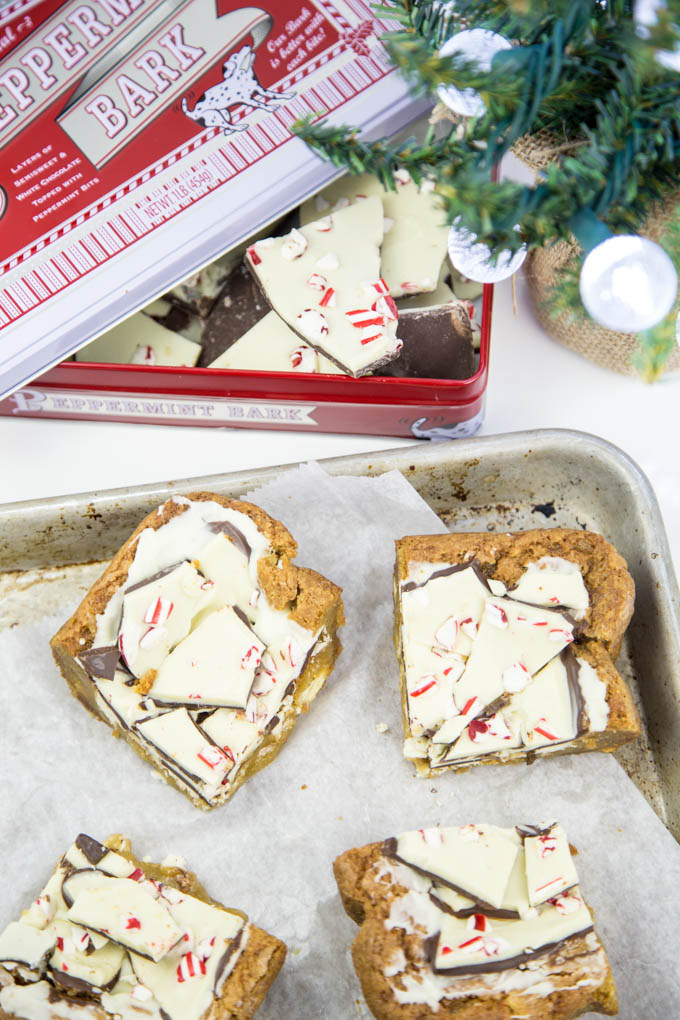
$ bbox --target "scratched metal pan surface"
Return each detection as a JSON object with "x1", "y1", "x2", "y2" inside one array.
[{"x1": 0, "y1": 428, "x2": 678, "y2": 839}]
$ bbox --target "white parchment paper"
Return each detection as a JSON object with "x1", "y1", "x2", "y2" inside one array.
[{"x1": 0, "y1": 464, "x2": 679, "y2": 1019}]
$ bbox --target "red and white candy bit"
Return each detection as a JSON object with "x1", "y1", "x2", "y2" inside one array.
[
  {"x1": 535, "y1": 876, "x2": 565, "y2": 897},
  {"x1": 549, "y1": 893, "x2": 581, "y2": 915},
  {"x1": 399, "y1": 281, "x2": 422, "y2": 293},
  {"x1": 468, "y1": 717, "x2": 490, "y2": 742},
  {"x1": 35, "y1": 895, "x2": 53, "y2": 919},
  {"x1": 549, "y1": 595, "x2": 560, "y2": 604},
  {"x1": 485, "y1": 602, "x2": 508, "y2": 628},
  {"x1": 131, "y1": 345, "x2": 156, "y2": 366},
  {"x1": 533, "y1": 718, "x2": 559, "y2": 741},
  {"x1": 363, "y1": 278, "x2": 390, "y2": 297},
  {"x1": 360, "y1": 326, "x2": 384, "y2": 346},
  {"x1": 468, "y1": 914, "x2": 491, "y2": 933},
  {"x1": 130, "y1": 985, "x2": 153, "y2": 1002},
  {"x1": 434, "y1": 616, "x2": 458, "y2": 651},
  {"x1": 410, "y1": 675, "x2": 437, "y2": 698},
  {"x1": 502, "y1": 661, "x2": 530, "y2": 693},
  {"x1": 56, "y1": 936, "x2": 65, "y2": 951},
  {"x1": 440, "y1": 944, "x2": 453, "y2": 956},
  {"x1": 246, "y1": 244, "x2": 261, "y2": 266},
  {"x1": 123, "y1": 915, "x2": 142, "y2": 931},
  {"x1": 539, "y1": 835, "x2": 558, "y2": 857},
  {"x1": 306, "y1": 272, "x2": 327, "y2": 291},
  {"x1": 144, "y1": 597, "x2": 174, "y2": 627},
  {"x1": 139, "y1": 625, "x2": 165, "y2": 650},
  {"x1": 319, "y1": 287, "x2": 336, "y2": 308},
  {"x1": 296, "y1": 308, "x2": 329, "y2": 342},
  {"x1": 196, "y1": 936, "x2": 216, "y2": 961},
  {"x1": 281, "y1": 228, "x2": 308, "y2": 260},
  {"x1": 222, "y1": 745, "x2": 236, "y2": 765},
  {"x1": 345, "y1": 308, "x2": 384, "y2": 329},
  {"x1": 72, "y1": 929, "x2": 91, "y2": 953},
  {"x1": 200, "y1": 579, "x2": 215, "y2": 591},
  {"x1": 197, "y1": 743, "x2": 228, "y2": 770},
  {"x1": 128, "y1": 868, "x2": 145, "y2": 882},
  {"x1": 459, "y1": 695, "x2": 480, "y2": 717},
  {"x1": 394, "y1": 168, "x2": 411, "y2": 185},
  {"x1": 248, "y1": 589, "x2": 260, "y2": 608},
  {"x1": 285, "y1": 640, "x2": 300, "y2": 668},
  {"x1": 311, "y1": 215, "x2": 333, "y2": 231},
  {"x1": 457, "y1": 935, "x2": 484, "y2": 954},
  {"x1": 460, "y1": 617, "x2": 478, "y2": 639},
  {"x1": 290, "y1": 346, "x2": 316, "y2": 372},
  {"x1": 240, "y1": 645, "x2": 262, "y2": 670},
  {"x1": 482, "y1": 939, "x2": 502, "y2": 957},
  {"x1": 418, "y1": 827, "x2": 444, "y2": 846},
  {"x1": 372, "y1": 294, "x2": 398, "y2": 322},
  {"x1": 549, "y1": 627, "x2": 574, "y2": 643},
  {"x1": 176, "y1": 952, "x2": 206, "y2": 983},
  {"x1": 315, "y1": 252, "x2": 340, "y2": 271},
  {"x1": 459, "y1": 824, "x2": 481, "y2": 842},
  {"x1": 314, "y1": 194, "x2": 330, "y2": 212}
]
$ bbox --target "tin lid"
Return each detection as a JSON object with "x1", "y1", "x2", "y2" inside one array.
[{"x1": 0, "y1": 0, "x2": 427, "y2": 400}]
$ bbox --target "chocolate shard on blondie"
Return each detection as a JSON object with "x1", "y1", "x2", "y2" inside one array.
[
  {"x1": 334, "y1": 822, "x2": 618, "y2": 1019},
  {"x1": 51, "y1": 493, "x2": 344, "y2": 810},
  {"x1": 394, "y1": 530, "x2": 639, "y2": 775},
  {"x1": 0, "y1": 834, "x2": 285, "y2": 1020}
]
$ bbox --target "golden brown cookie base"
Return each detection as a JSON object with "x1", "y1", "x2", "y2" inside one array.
[
  {"x1": 335, "y1": 841, "x2": 618, "y2": 1020},
  {"x1": 50, "y1": 493, "x2": 344, "y2": 810},
  {"x1": 393, "y1": 530, "x2": 639, "y2": 777},
  {"x1": 395, "y1": 530, "x2": 634, "y2": 658}
]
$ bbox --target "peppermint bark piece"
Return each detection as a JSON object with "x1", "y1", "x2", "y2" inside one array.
[
  {"x1": 75, "y1": 313, "x2": 202, "y2": 368},
  {"x1": 245, "y1": 196, "x2": 401, "y2": 376},
  {"x1": 208, "y1": 310, "x2": 343, "y2": 374},
  {"x1": 300, "y1": 170, "x2": 449, "y2": 298},
  {"x1": 0, "y1": 834, "x2": 285, "y2": 1020},
  {"x1": 394, "y1": 529, "x2": 639, "y2": 777},
  {"x1": 333, "y1": 823, "x2": 618, "y2": 1020},
  {"x1": 51, "y1": 493, "x2": 344, "y2": 811}
]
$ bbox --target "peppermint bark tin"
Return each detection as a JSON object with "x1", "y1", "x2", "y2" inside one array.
[{"x1": 0, "y1": 0, "x2": 491, "y2": 438}]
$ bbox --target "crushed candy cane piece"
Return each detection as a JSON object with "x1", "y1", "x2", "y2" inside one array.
[
  {"x1": 502, "y1": 661, "x2": 530, "y2": 693},
  {"x1": 144, "y1": 597, "x2": 174, "y2": 627},
  {"x1": 197, "y1": 744, "x2": 228, "y2": 770},
  {"x1": 434, "y1": 616, "x2": 458, "y2": 651},
  {"x1": 315, "y1": 252, "x2": 339, "y2": 271},
  {"x1": 319, "y1": 287, "x2": 336, "y2": 308},
  {"x1": 290, "y1": 346, "x2": 316, "y2": 372},
  {"x1": 485, "y1": 602, "x2": 508, "y2": 628},
  {"x1": 306, "y1": 272, "x2": 326, "y2": 291},
  {"x1": 296, "y1": 308, "x2": 329, "y2": 342},
  {"x1": 312, "y1": 216, "x2": 333, "y2": 231},
  {"x1": 281, "y1": 228, "x2": 308, "y2": 260},
  {"x1": 240, "y1": 645, "x2": 262, "y2": 670}
]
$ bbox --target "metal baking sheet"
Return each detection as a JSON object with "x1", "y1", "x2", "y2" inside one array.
[{"x1": 1, "y1": 428, "x2": 678, "y2": 840}]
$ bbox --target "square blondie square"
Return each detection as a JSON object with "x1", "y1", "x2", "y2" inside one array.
[
  {"x1": 393, "y1": 529, "x2": 639, "y2": 776},
  {"x1": 334, "y1": 822, "x2": 618, "y2": 1020},
  {"x1": 51, "y1": 493, "x2": 344, "y2": 810},
  {"x1": 0, "y1": 833, "x2": 285, "y2": 1020}
]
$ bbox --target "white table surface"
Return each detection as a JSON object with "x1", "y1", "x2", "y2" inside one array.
[{"x1": 1, "y1": 269, "x2": 679, "y2": 579}]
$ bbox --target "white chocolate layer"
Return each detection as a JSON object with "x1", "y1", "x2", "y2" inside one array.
[
  {"x1": 75, "y1": 313, "x2": 202, "y2": 367},
  {"x1": 300, "y1": 170, "x2": 449, "y2": 298}
]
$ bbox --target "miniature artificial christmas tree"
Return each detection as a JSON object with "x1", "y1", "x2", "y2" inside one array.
[{"x1": 294, "y1": 0, "x2": 680, "y2": 378}]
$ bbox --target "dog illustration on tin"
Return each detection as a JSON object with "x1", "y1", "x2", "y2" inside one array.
[
  {"x1": 409, "y1": 415, "x2": 482, "y2": 441},
  {"x1": 181, "y1": 45, "x2": 295, "y2": 134}
]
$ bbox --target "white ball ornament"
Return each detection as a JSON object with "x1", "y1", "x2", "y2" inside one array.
[
  {"x1": 448, "y1": 220, "x2": 527, "y2": 284},
  {"x1": 579, "y1": 235, "x2": 678, "y2": 333},
  {"x1": 634, "y1": 0, "x2": 680, "y2": 72},
  {"x1": 437, "y1": 29, "x2": 512, "y2": 117}
]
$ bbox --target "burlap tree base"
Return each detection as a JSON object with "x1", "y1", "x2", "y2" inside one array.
[
  {"x1": 514, "y1": 133, "x2": 680, "y2": 378},
  {"x1": 525, "y1": 241, "x2": 680, "y2": 377}
]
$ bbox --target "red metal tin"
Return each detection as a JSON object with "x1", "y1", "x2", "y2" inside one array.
[{"x1": 1, "y1": 283, "x2": 492, "y2": 439}]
